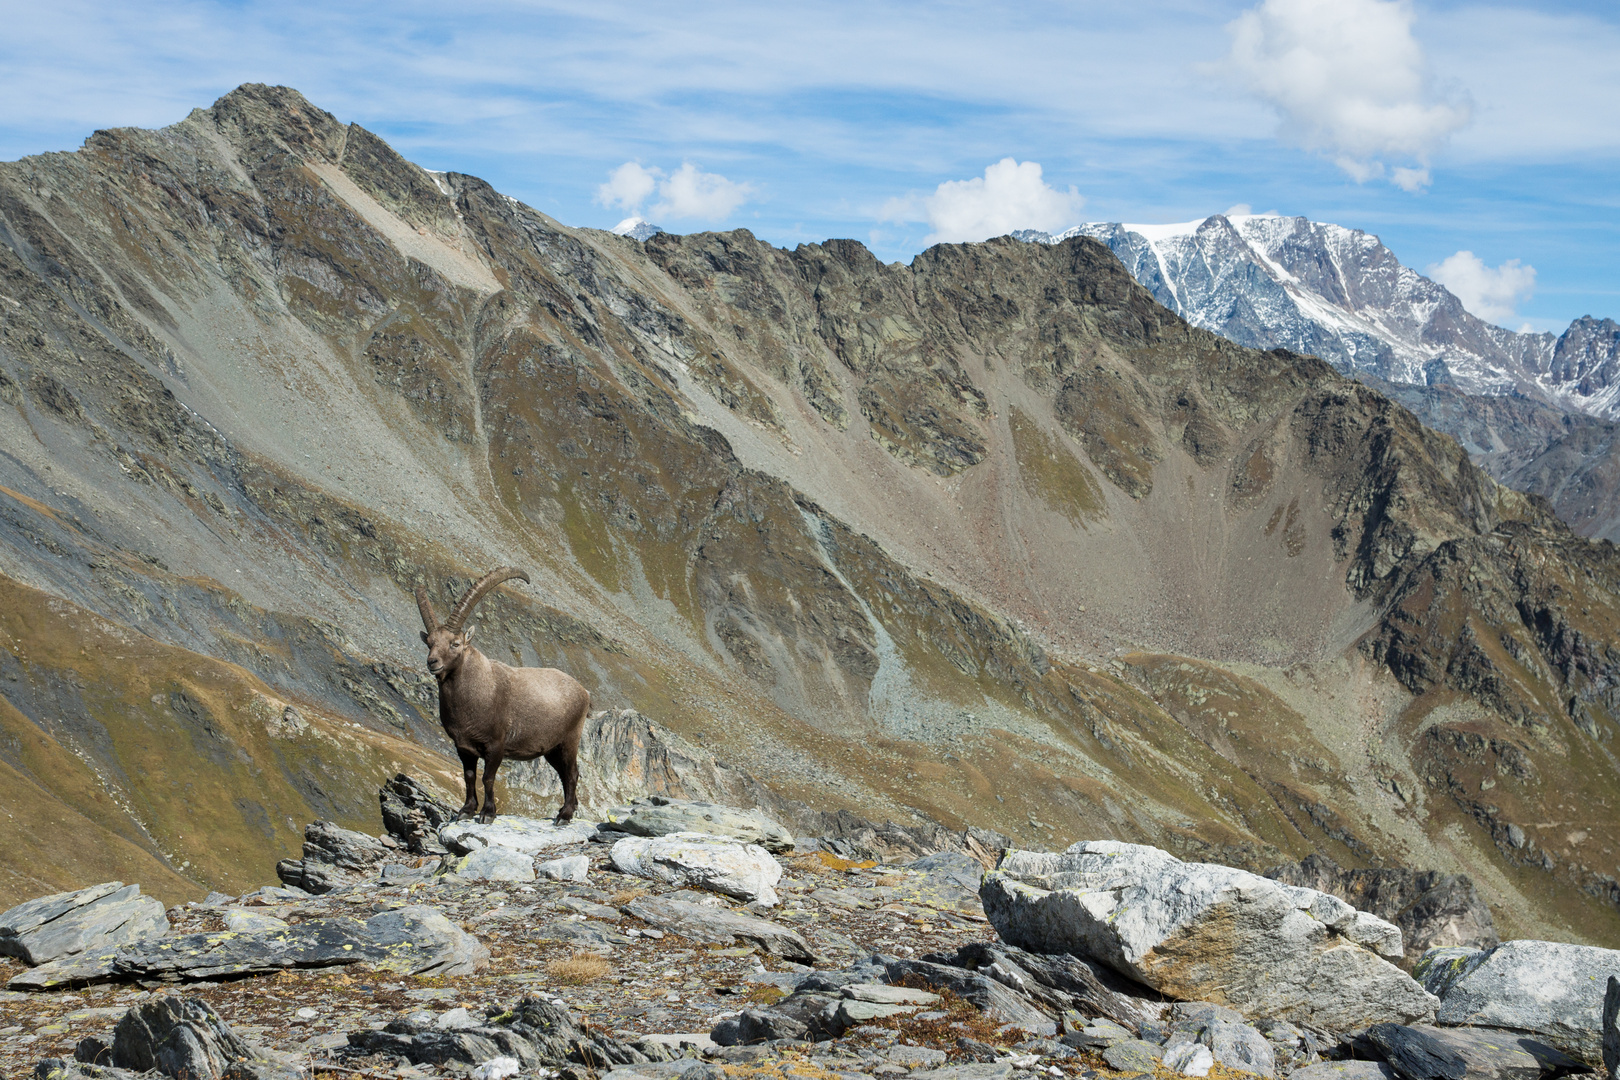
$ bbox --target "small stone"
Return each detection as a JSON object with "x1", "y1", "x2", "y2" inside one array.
[
  {"x1": 1102, "y1": 1040, "x2": 1165, "y2": 1073},
  {"x1": 1164, "y1": 1043, "x2": 1214, "y2": 1077},
  {"x1": 538, "y1": 856, "x2": 590, "y2": 882}
]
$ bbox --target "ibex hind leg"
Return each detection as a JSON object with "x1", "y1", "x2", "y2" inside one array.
[
  {"x1": 544, "y1": 743, "x2": 580, "y2": 824},
  {"x1": 455, "y1": 748, "x2": 481, "y2": 821}
]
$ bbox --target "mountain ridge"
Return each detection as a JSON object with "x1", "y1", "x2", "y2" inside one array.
[{"x1": 0, "y1": 84, "x2": 1616, "y2": 946}]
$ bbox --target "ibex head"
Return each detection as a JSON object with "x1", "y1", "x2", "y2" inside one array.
[{"x1": 416, "y1": 567, "x2": 531, "y2": 680}]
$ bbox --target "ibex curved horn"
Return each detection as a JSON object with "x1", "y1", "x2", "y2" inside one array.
[
  {"x1": 445, "y1": 567, "x2": 531, "y2": 633},
  {"x1": 416, "y1": 586, "x2": 441, "y2": 632}
]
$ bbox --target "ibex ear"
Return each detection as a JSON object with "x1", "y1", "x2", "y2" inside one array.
[
  {"x1": 420, "y1": 631, "x2": 430, "y2": 644},
  {"x1": 463, "y1": 625, "x2": 476, "y2": 643}
]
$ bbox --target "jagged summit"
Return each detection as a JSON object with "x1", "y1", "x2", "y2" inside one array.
[
  {"x1": 612, "y1": 216, "x2": 665, "y2": 241},
  {"x1": 1017, "y1": 215, "x2": 1620, "y2": 419}
]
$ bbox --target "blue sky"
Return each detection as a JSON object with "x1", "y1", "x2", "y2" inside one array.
[{"x1": 1, "y1": 0, "x2": 1616, "y2": 333}]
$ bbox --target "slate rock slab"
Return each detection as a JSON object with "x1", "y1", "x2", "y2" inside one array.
[
  {"x1": 606, "y1": 797, "x2": 795, "y2": 853},
  {"x1": 533, "y1": 919, "x2": 632, "y2": 950},
  {"x1": 1367, "y1": 1023, "x2": 1467, "y2": 1080},
  {"x1": 1410, "y1": 1024, "x2": 1587, "y2": 1080},
  {"x1": 441, "y1": 816, "x2": 598, "y2": 856},
  {"x1": 0, "y1": 883, "x2": 169, "y2": 966},
  {"x1": 623, "y1": 896, "x2": 815, "y2": 963},
  {"x1": 111, "y1": 904, "x2": 486, "y2": 981},
  {"x1": 933, "y1": 941, "x2": 1146, "y2": 1030},
  {"x1": 983, "y1": 840, "x2": 1434, "y2": 1029},
  {"x1": 1428, "y1": 938, "x2": 1620, "y2": 1063},
  {"x1": 612, "y1": 833, "x2": 783, "y2": 905}
]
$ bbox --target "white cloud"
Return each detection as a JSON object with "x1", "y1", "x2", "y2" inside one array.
[
  {"x1": 883, "y1": 158, "x2": 1082, "y2": 245},
  {"x1": 1218, "y1": 0, "x2": 1470, "y2": 188},
  {"x1": 595, "y1": 160, "x2": 751, "y2": 223},
  {"x1": 596, "y1": 162, "x2": 660, "y2": 213},
  {"x1": 652, "y1": 162, "x2": 752, "y2": 222},
  {"x1": 1428, "y1": 250, "x2": 1537, "y2": 326}
]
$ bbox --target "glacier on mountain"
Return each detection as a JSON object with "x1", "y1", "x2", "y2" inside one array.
[{"x1": 1015, "y1": 216, "x2": 1620, "y2": 420}]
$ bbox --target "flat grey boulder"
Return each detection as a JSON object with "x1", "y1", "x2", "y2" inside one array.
[
  {"x1": 624, "y1": 895, "x2": 815, "y2": 963},
  {"x1": 607, "y1": 797, "x2": 794, "y2": 853},
  {"x1": 982, "y1": 841, "x2": 1434, "y2": 1030},
  {"x1": 611, "y1": 832, "x2": 782, "y2": 905},
  {"x1": 1427, "y1": 938, "x2": 1620, "y2": 1064},
  {"x1": 538, "y1": 855, "x2": 589, "y2": 882},
  {"x1": 441, "y1": 816, "x2": 598, "y2": 856},
  {"x1": 110, "y1": 904, "x2": 486, "y2": 982},
  {"x1": 0, "y1": 883, "x2": 169, "y2": 967}
]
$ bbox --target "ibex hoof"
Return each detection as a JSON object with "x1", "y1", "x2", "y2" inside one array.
[{"x1": 476, "y1": 811, "x2": 497, "y2": 825}]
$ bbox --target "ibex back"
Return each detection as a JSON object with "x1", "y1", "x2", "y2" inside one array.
[{"x1": 416, "y1": 567, "x2": 589, "y2": 823}]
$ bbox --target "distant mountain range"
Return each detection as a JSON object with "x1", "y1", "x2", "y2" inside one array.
[
  {"x1": 1015, "y1": 216, "x2": 1620, "y2": 419},
  {"x1": 1016, "y1": 217, "x2": 1620, "y2": 541}
]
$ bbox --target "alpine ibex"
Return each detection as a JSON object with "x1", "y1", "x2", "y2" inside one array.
[{"x1": 415, "y1": 567, "x2": 589, "y2": 824}]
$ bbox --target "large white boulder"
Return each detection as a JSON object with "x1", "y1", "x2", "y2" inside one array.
[
  {"x1": 982, "y1": 841, "x2": 1436, "y2": 1030},
  {"x1": 610, "y1": 832, "x2": 782, "y2": 905},
  {"x1": 440, "y1": 816, "x2": 597, "y2": 856},
  {"x1": 1419, "y1": 938, "x2": 1620, "y2": 1064}
]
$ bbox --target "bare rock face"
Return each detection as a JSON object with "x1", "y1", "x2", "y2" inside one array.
[
  {"x1": 0, "y1": 883, "x2": 168, "y2": 967},
  {"x1": 1421, "y1": 938, "x2": 1620, "y2": 1065},
  {"x1": 379, "y1": 774, "x2": 456, "y2": 855},
  {"x1": 1265, "y1": 854, "x2": 1498, "y2": 954},
  {"x1": 982, "y1": 841, "x2": 1436, "y2": 1029}
]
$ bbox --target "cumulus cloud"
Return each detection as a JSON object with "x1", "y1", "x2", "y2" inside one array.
[
  {"x1": 883, "y1": 158, "x2": 1082, "y2": 245},
  {"x1": 1428, "y1": 250, "x2": 1537, "y2": 325},
  {"x1": 596, "y1": 162, "x2": 660, "y2": 213},
  {"x1": 595, "y1": 161, "x2": 752, "y2": 223},
  {"x1": 1218, "y1": 0, "x2": 1470, "y2": 189}
]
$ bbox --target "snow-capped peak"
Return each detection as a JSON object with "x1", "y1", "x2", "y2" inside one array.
[{"x1": 612, "y1": 217, "x2": 665, "y2": 242}]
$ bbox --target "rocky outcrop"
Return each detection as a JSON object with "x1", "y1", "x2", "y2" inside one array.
[
  {"x1": 0, "y1": 883, "x2": 168, "y2": 967},
  {"x1": 610, "y1": 833, "x2": 783, "y2": 905},
  {"x1": 347, "y1": 994, "x2": 675, "y2": 1071},
  {"x1": 441, "y1": 817, "x2": 598, "y2": 856},
  {"x1": 982, "y1": 841, "x2": 1434, "y2": 1029},
  {"x1": 379, "y1": 773, "x2": 456, "y2": 855},
  {"x1": 275, "y1": 821, "x2": 393, "y2": 894},
  {"x1": 603, "y1": 797, "x2": 795, "y2": 853},
  {"x1": 1265, "y1": 854, "x2": 1498, "y2": 954},
  {"x1": 1419, "y1": 939, "x2": 1620, "y2": 1064}
]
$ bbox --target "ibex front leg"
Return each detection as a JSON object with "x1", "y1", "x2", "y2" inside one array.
[
  {"x1": 456, "y1": 747, "x2": 481, "y2": 821},
  {"x1": 479, "y1": 747, "x2": 505, "y2": 824}
]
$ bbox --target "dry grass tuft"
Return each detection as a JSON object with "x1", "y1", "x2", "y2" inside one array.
[
  {"x1": 546, "y1": 950, "x2": 612, "y2": 984},
  {"x1": 738, "y1": 983, "x2": 790, "y2": 1006},
  {"x1": 609, "y1": 888, "x2": 648, "y2": 906},
  {"x1": 813, "y1": 852, "x2": 878, "y2": 871}
]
